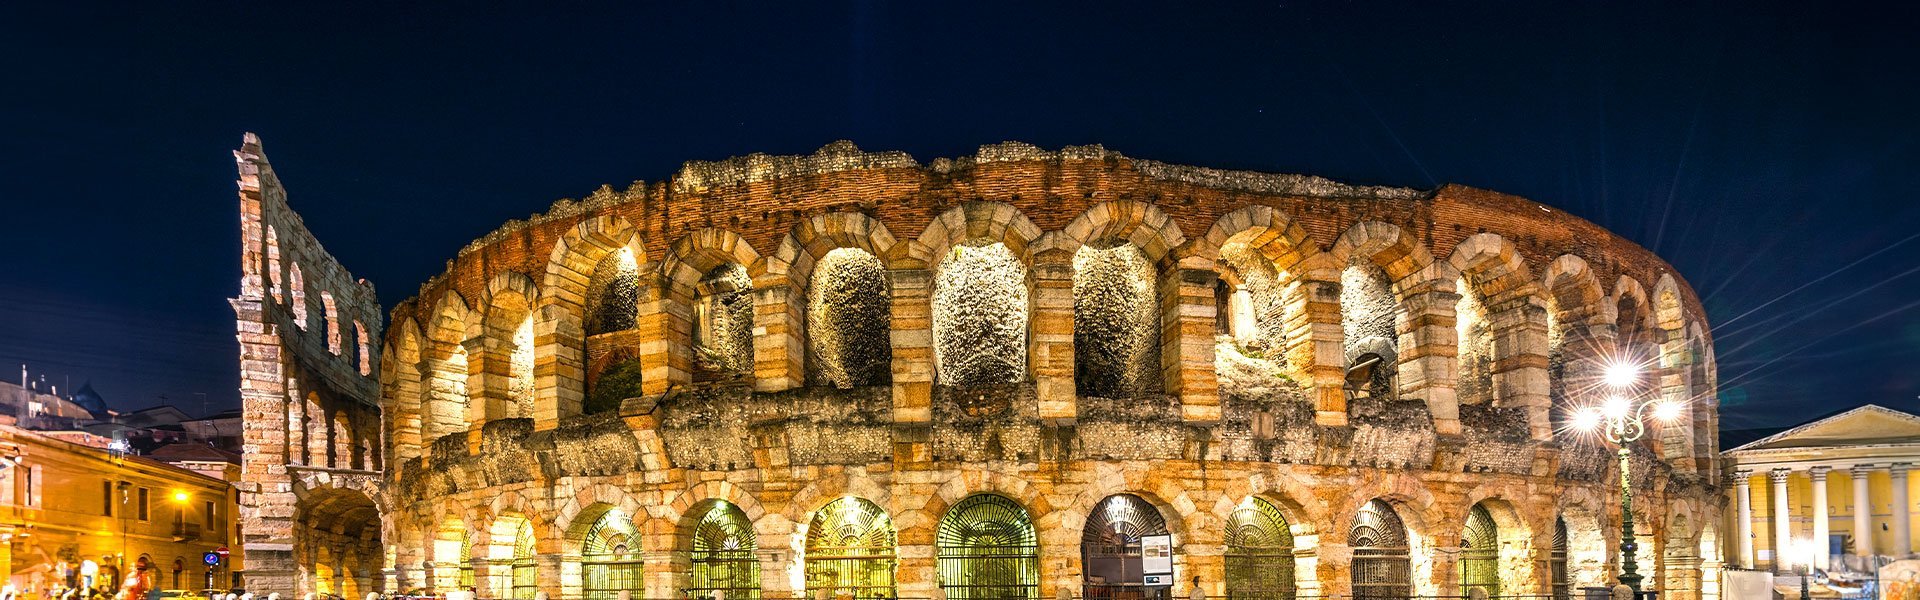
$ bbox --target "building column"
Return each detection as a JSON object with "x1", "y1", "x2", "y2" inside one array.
[
  {"x1": 1771, "y1": 468, "x2": 1792, "y2": 571},
  {"x1": 1734, "y1": 470, "x2": 1754, "y2": 569},
  {"x1": 1894, "y1": 463, "x2": 1912, "y2": 557},
  {"x1": 1851, "y1": 465, "x2": 1874, "y2": 559},
  {"x1": 1811, "y1": 466, "x2": 1831, "y2": 570}
]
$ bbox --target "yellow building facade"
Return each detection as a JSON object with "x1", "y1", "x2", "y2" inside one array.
[
  {"x1": 1723, "y1": 405, "x2": 1920, "y2": 572},
  {"x1": 0, "y1": 423, "x2": 240, "y2": 599}
]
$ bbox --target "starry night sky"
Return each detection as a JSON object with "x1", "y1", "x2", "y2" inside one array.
[{"x1": 1, "y1": 2, "x2": 1914, "y2": 431}]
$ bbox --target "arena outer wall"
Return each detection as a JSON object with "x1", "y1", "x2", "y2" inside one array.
[{"x1": 233, "y1": 136, "x2": 1725, "y2": 600}]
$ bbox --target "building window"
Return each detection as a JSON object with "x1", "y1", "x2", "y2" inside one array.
[
  {"x1": 204, "y1": 500, "x2": 216, "y2": 525},
  {"x1": 103, "y1": 481, "x2": 115, "y2": 516},
  {"x1": 23, "y1": 465, "x2": 38, "y2": 507},
  {"x1": 137, "y1": 487, "x2": 151, "y2": 521}
]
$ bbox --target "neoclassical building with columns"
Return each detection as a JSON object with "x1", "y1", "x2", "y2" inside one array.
[
  {"x1": 1723, "y1": 404, "x2": 1920, "y2": 573},
  {"x1": 229, "y1": 135, "x2": 1726, "y2": 600}
]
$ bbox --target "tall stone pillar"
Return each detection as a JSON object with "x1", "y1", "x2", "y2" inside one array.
[
  {"x1": 1811, "y1": 466, "x2": 1831, "y2": 570},
  {"x1": 1029, "y1": 254, "x2": 1076, "y2": 423},
  {"x1": 888, "y1": 268, "x2": 934, "y2": 423},
  {"x1": 1165, "y1": 265, "x2": 1220, "y2": 423},
  {"x1": 752, "y1": 283, "x2": 804, "y2": 392},
  {"x1": 1894, "y1": 463, "x2": 1913, "y2": 557},
  {"x1": 1396, "y1": 283, "x2": 1461, "y2": 435},
  {"x1": 1281, "y1": 277, "x2": 1347, "y2": 427},
  {"x1": 1852, "y1": 465, "x2": 1875, "y2": 559},
  {"x1": 1734, "y1": 470, "x2": 1754, "y2": 569},
  {"x1": 1770, "y1": 468, "x2": 1791, "y2": 571}
]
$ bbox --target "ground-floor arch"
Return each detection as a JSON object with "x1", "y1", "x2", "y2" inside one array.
[{"x1": 292, "y1": 487, "x2": 382, "y2": 598}]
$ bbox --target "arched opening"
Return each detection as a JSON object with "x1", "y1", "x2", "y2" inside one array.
[
  {"x1": 1212, "y1": 237, "x2": 1293, "y2": 394},
  {"x1": 1459, "y1": 503, "x2": 1501, "y2": 598},
  {"x1": 694, "y1": 263, "x2": 755, "y2": 378},
  {"x1": 292, "y1": 488, "x2": 382, "y2": 597},
  {"x1": 579, "y1": 507, "x2": 642, "y2": 600},
  {"x1": 1341, "y1": 261, "x2": 1400, "y2": 402},
  {"x1": 321, "y1": 291, "x2": 342, "y2": 354},
  {"x1": 808, "y1": 247, "x2": 892, "y2": 388},
  {"x1": 1225, "y1": 497, "x2": 1296, "y2": 600},
  {"x1": 1349, "y1": 499, "x2": 1410, "y2": 600},
  {"x1": 356, "y1": 320, "x2": 373, "y2": 376},
  {"x1": 509, "y1": 315, "x2": 535, "y2": 418},
  {"x1": 1082, "y1": 494, "x2": 1171, "y2": 600},
  {"x1": 1551, "y1": 517, "x2": 1570, "y2": 600},
  {"x1": 290, "y1": 263, "x2": 308, "y2": 328},
  {"x1": 932, "y1": 242, "x2": 1029, "y2": 386},
  {"x1": 689, "y1": 501, "x2": 761, "y2": 600},
  {"x1": 585, "y1": 247, "x2": 641, "y2": 336},
  {"x1": 805, "y1": 497, "x2": 896, "y2": 599},
  {"x1": 267, "y1": 226, "x2": 284, "y2": 303},
  {"x1": 486, "y1": 516, "x2": 537, "y2": 599},
  {"x1": 937, "y1": 494, "x2": 1039, "y2": 600},
  {"x1": 1073, "y1": 242, "x2": 1160, "y2": 397},
  {"x1": 1455, "y1": 278, "x2": 1497, "y2": 406}
]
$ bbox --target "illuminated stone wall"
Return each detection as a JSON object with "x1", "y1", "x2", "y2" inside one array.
[{"x1": 344, "y1": 140, "x2": 1724, "y2": 600}]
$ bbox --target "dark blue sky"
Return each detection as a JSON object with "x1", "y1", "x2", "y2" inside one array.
[{"x1": 1, "y1": 2, "x2": 1914, "y2": 430}]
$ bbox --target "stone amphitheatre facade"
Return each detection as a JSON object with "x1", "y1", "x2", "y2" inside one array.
[{"x1": 230, "y1": 134, "x2": 1725, "y2": 600}]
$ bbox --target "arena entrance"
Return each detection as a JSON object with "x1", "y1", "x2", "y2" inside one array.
[
  {"x1": 292, "y1": 486, "x2": 383, "y2": 597},
  {"x1": 1082, "y1": 494, "x2": 1171, "y2": 600}
]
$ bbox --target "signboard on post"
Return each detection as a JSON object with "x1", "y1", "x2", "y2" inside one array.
[{"x1": 1141, "y1": 534, "x2": 1174, "y2": 586}]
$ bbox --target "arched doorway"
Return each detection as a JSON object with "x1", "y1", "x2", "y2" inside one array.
[
  {"x1": 509, "y1": 520, "x2": 536, "y2": 599},
  {"x1": 1459, "y1": 503, "x2": 1500, "y2": 598},
  {"x1": 805, "y1": 497, "x2": 896, "y2": 599},
  {"x1": 1348, "y1": 499, "x2": 1410, "y2": 600},
  {"x1": 575, "y1": 506, "x2": 641, "y2": 600},
  {"x1": 690, "y1": 501, "x2": 761, "y2": 600},
  {"x1": 937, "y1": 494, "x2": 1039, "y2": 600},
  {"x1": 1225, "y1": 498, "x2": 1295, "y2": 600},
  {"x1": 1082, "y1": 494, "x2": 1171, "y2": 600},
  {"x1": 292, "y1": 487, "x2": 382, "y2": 597}
]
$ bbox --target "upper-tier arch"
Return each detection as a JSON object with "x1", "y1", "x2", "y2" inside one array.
[
  {"x1": 1446, "y1": 233, "x2": 1550, "y2": 439},
  {"x1": 537, "y1": 214, "x2": 650, "y2": 428}
]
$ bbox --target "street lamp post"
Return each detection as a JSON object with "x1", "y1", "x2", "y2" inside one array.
[{"x1": 1572, "y1": 362, "x2": 1683, "y2": 595}]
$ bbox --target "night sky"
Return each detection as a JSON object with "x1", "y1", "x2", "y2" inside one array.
[{"x1": 2, "y1": 2, "x2": 1915, "y2": 431}]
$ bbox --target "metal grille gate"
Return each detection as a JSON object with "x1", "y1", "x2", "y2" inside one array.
[
  {"x1": 1082, "y1": 494, "x2": 1170, "y2": 600},
  {"x1": 582, "y1": 510, "x2": 642, "y2": 600},
  {"x1": 1459, "y1": 504, "x2": 1500, "y2": 599},
  {"x1": 1550, "y1": 518, "x2": 1569, "y2": 600},
  {"x1": 805, "y1": 497, "x2": 897, "y2": 599},
  {"x1": 511, "y1": 520, "x2": 538, "y2": 600},
  {"x1": 1348, "y1": 499, "x2": 1409, "y2": 600},
  {"x1": 692, "y1": 502, "x2": 762, "y2": 600},
  {"x1": 1224, "y1": 498, "x2": 1295, "y2": 600},
  {"x1": 937, "y1": 494, "x2": 1040, "y2": 600}
]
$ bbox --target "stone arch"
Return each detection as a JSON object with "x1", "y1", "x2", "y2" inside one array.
[
  {"x1": 1447, "y1": 233, "x2": 1551, "y2": 439},
  {"x1": 475, "y1": 272, "x2": 540, "y2": 425},
  {"x1": 538, "y1": 214, "x2": 650, "y2": 425},
  {"x1": 553, "y1": 484, "x2": 648, "y2": 554},
  {"x1": 291, "y1": 485, "x2": 383, "y2": 596},
  {"x1": 909, "y1": 202, "x2": 1043, "y2": 389},
  {"x1": 776, "y1": 213, "x2": 900, "y2": 389},
  {"x1": 1035, "y1": 201, "x2": 1188, "y2": 397},
  {"x1": 1328, "y1": 477, "x2": 1440, "y2": 598},
  {"x1": 1078, "y1": 492, "x2": 1179, "y2": 600},
  {"x1": 934, "y1": 492, "x2": 1042, "y2": 600},
  {"x1": 1554, "y1": 492, "x2": 1612, "y2": 590},
  {"x1": 1543, "y1": 255, "x2": 1609, "y2": 431},
  {"x1": 802, "y1": 495, "x2": 899, "y2": 599},
  {"x1": 321, "y1": 290, "x2": 342, "y2": 354},
  {"x1": 659, "y1": 228, "x2": 767, "y2": 385},
  {"x1": 1455, "y1": 491, "x2": 1540, "y2": 598},
  {"x1": 1329, "y1": 221, "x2": 1439, "y2": 429},
  {"x1": 1218, "y1": 483, "x2": 1323, "y2": 600},
  {"x1": 423, "y1": 290, "x2": 473, "y2": 443},
  {"x1": 290, "y1": 262, "x2": 309, "y2": 329},
  {"x1": 1192, "y1": 206, "x2": 1320, "y2": 393},
  {"x1": 673, "y1": 497, "x2": 764, "y2": 600},
  {"x1": 386, "y1": 317, "x2": 426, "y2": 465}
]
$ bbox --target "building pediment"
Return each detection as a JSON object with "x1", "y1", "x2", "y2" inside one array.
[{"x1": 1727, "y1": 404, "x2": 1920, "y2": 453}]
